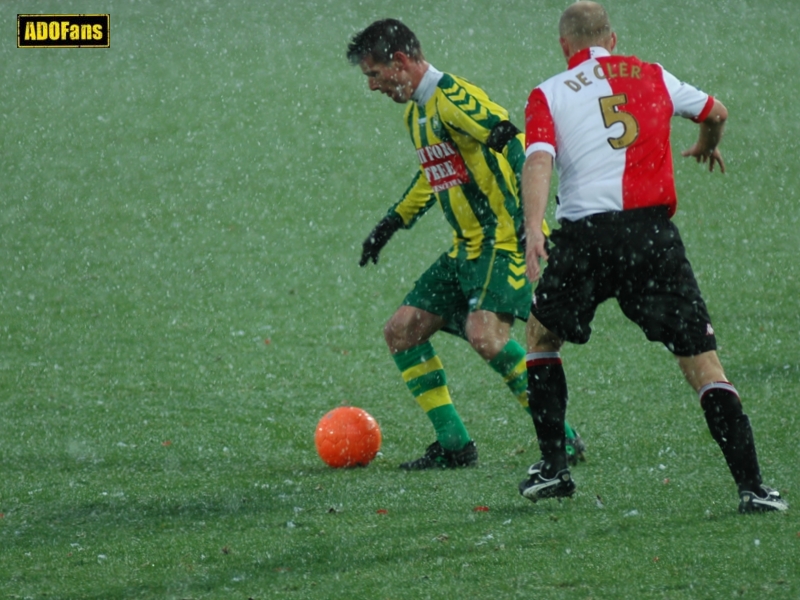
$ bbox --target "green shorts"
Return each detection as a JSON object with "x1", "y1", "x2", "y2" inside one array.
[{"x1": 403, "y1": 248, "x2": 532, "y2": 339}]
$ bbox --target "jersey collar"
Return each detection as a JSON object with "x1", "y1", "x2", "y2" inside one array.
[
  {"x1": 567, "y1": 46, "x2": 611, "y2": 69},
  {"x1": 412, "y1": 64, "x2": 444, "y2": 106}
]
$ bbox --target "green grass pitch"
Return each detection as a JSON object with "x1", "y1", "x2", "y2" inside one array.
[{"x1": 1, "y1": 0, "x2": 798, "y2": 598}]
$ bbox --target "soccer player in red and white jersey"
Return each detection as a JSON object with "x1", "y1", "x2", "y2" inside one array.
[{"x1": 517, "y1": 1, "x2": 787, "y2": 513}]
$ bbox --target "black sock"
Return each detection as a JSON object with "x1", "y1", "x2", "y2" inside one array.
[
  {"x1": 700, "y1": 383, "x2": 762, "y2": 492},
  {"x1": 526, "y1": 353, "x2": 568, "y2": 475}
]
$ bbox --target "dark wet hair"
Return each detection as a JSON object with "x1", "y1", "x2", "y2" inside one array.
[{"x1": 346, "y1": 18, "x2": 423, "y2": 65}]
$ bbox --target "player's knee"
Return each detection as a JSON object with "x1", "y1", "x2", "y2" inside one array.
[
  {"x1": 464, "y1": 312, "x2": 510, "y2": 359},
  {"x1": 383, "y1": 315, "x2": 404, "y2": 348},
  {"x1": 465, "y1": 328, "x2": 496, "y2": 356},
  {"x1": 676, "y1": 351, "x2": 726, "y2": 393},
  {"x1": 526, "y1": 317, "x2": 562, "y2": 352},
  {"x1": 383, "y1": 307, "x2": 433, "y2": 351}
]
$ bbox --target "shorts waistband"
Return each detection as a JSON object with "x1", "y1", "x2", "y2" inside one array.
[{"x1": 560, "y1": 205, "x2": 670, "y2": 226}]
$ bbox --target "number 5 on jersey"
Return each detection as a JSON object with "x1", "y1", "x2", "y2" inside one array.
[{"x1": 599, "y1": 94, "x2": 639, "y2": 149}]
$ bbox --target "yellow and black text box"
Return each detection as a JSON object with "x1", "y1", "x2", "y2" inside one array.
[{"x1": 17, "y1": 14, "x2": 110, "y2": 48}]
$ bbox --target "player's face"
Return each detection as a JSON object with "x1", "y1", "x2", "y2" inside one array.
[{"x1": 359, "y1": 55, "x2": 413, "y2": 103}]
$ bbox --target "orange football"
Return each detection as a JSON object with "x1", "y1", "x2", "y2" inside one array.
[{"x1": 315, "y1": 406, "x2": 382, "y2": 468}]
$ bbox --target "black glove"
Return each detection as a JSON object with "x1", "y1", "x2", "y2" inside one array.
[{"x1": 359, "y1": 214, "x2": 402, "y2": 266}]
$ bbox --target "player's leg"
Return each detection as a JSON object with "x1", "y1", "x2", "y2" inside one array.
[
  {"x1": 458, "y1": 250, "x2": 531, "y2": 424},
  {"x1": 460, "y1": 249, "x2": 585, "y2": 462},
  {"x1": 466, "y1": 309, "x2": 585, "y2": 463},
  {"x1": 675, "y1": 349, "x2": 726, "y2": 390},
  {"x1": 384, "y1": 304, "x2": 444, "y2": 354},
  {"x1": 477, "y1": 313, "x2": 528, "y2": 410},
  {"x1": 618, "y1": 216, "x2": 786, "y2": 511},
  {"x1": 677, "y1": 352, "x2": 787, "y2": 512},
  {"x1": 466, "y1": 309, "x2": 569, "y2": 468},
  {"x1": 525, "y1": 317, "x2": 569, "y2": 471},
  {"x1": 678, "y1": 351, "x2": 757, "y2": 489},
  {"x1": 517, "y1": 219, "x2": 606, "y2": 502},
  {"x1": 517, "y1": 316, "x2": 576, "y2": 501},
  {"x1": 388, "y1": 256, "x2": 477, "y2": 470}
]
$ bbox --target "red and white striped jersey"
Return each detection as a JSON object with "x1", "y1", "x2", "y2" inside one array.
[{"x1": 525, "y1": 47, "x2": 714, "y2": 222}]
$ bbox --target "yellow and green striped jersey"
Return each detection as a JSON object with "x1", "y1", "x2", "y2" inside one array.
[{"x1": 388, "y1": 69, "x2": 540, "y2": 260}]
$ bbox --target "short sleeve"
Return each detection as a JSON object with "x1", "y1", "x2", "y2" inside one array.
[
  {"x1": 524, "y1": 87, "x2": 556, "y2": 157},
  {"x1": 659, "y1": 66, "x2": 713, "y2": 121}
]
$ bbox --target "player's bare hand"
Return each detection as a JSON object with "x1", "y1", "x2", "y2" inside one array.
[
  {"x1": 525, "y1": 230, "x2": 548, "y2": 282},
  {"x1": 681, "y1": 145, "x2": 726, "y2": 173}
]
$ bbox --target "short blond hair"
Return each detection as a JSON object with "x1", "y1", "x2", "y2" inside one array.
[{"x1": 559, "y1": 1, "x2": 612, "y2": 48}]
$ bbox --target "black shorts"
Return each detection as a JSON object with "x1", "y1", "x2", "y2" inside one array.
[{"x1": 531, "y1": 206, "x2": 717, "y2": 356}]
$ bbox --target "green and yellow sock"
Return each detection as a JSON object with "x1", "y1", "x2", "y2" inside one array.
[
  {"x1": 488, "y1": 339, "x2": 529, "y2": 411},
  {"x1": 393, "y1": 342, "x2": 470, "y2": 451}
]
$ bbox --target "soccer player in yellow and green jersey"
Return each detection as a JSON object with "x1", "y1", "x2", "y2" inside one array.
[
  {"x1": 395, "y1": 69, "x2": 532, "y2": 260},
  {"x1": 347, "y1": 19, "x2": 584, "y2": 470}
]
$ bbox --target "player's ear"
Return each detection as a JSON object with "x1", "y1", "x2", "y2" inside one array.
[
  {"x1": 608, "y1": 32, "x2": 617, "y2": 52},
  {"x1": 392, "y1": 51, "x2": 411, "y2": 69},
  {"x1": 559, "y1": 37, "x2": 571, "y2": 61}
]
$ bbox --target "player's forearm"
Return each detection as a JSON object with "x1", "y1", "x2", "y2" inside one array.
[
  {"x1": 522, "y1": 151, "x2": 553, "y2": 236},
  {"x1": 391, "y1": 171, "x2": 436, "y2": 228},
  {"x1": 698, "y1": 99, "x2": 728, "y2": 152}
]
